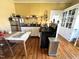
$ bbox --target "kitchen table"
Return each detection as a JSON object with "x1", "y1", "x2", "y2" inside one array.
[{"x1": 5, "y1": 31, "x2": 31, "y2": 58}]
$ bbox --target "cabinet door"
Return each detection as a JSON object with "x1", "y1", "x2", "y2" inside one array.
[
  {"x1": 48, "y1": 42, "x2": 59, "y2": 56},
  {"x1": 74, "y1": 12, "x2": 79, "y2": 29},
  {"x1": 71, "y1": 29, "x2": 79, "y2": 40}
]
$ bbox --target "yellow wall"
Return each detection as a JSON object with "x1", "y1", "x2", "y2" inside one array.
[
  {"x1": 15, "y1": 3, "x2": 71, "y2": 16},
  {"x1": 15, "y1": 3, "x2": 71, "y2": 24},
  {"x1": 0, "y1": 0, "x2": 15, "y2": 31}
]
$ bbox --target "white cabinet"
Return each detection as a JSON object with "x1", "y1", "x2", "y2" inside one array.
[{"x1": 59, "y1": 3, "x2": 79, "y2": 42}]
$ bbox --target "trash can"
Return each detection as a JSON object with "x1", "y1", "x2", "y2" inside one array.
[{"x1": 48, "y1": 37, "x2": 59, "y2": 56}]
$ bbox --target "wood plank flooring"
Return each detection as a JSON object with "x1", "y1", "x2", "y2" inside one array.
[
  {"x1": 1, "y1": 35, "x2": 79, "y2": 59},
  {"x1": 57, "y1": 35, "x2": 79, "y2": 59}
]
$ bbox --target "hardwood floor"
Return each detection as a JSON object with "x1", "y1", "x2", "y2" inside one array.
[
  {"x1": 2, "y1": 35, "x2": 79, "y2": 59},
  {"x1": 57, "y1": 35, "x2": 79, "y2": 59}
]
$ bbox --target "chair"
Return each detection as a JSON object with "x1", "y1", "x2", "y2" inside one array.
[
  {"x1": 0, "y1": 36, "x2": 15, "y2": 58},
  {"x1": 74, "y1": 38, "x2": 79, "y2": 47}
]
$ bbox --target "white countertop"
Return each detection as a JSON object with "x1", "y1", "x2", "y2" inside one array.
[
  {"x1": 5, "y1": 31, "x2": 31, "y2": 41},
  {"x1": 48, "y1": 37, "x2": 59, "y2": 42}
]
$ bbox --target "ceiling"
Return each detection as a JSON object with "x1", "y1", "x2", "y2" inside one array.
[{"x1": 14, "y1": 0, "x2": 73, "y2": 3}]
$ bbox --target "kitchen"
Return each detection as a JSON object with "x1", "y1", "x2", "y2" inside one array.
[{"x1": 0, "y1": 0, "x2": 79, "y2": 59}]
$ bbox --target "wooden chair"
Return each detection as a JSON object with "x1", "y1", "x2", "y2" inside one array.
[
  {"x1": 0, "y1": 36, "x2": 16, "y2": 58},
  {"x1": 74, "y1": 38, "x2": 79, "y2": 47}
]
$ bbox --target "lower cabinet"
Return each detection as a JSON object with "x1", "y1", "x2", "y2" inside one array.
[{"x1": 21, "y1": 27, "x2": 40, "y2": 36}]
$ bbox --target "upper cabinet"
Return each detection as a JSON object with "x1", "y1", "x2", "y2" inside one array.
[
  {"x1": 61, "y1": 8, "x2": 77, "y2": 29},
  {"x1": 59, "y1": 3, "x2": 79, "y2": 42}
]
